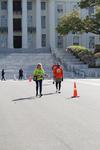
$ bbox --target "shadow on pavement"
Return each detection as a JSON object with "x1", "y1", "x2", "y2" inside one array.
[
  {"x1": 12, "y1": 96, "x2": 35, "y2": 102},
  {"x1": 43, "y1": 92, "x2": 56, "y2": 96},
  {"x1": 65, "y1": 97, "x2": 80, "y2": 100},
  {"x1": 12, "y1": 92, "x2": 57, "y2": 102}
]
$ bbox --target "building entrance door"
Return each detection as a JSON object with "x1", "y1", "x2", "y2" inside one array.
[{"x1": 14, "y1": 36, "x2": 22, "y2": 48}]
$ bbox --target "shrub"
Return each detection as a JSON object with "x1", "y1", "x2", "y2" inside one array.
[
  {"x1": 78, "y1": 51, "x2": 88, "y2": 60},
  {"x1": 67, "y1": 45, "x2": 88, "y2": 57},
  {"x1": 94, "y1": 52, "x2": 100, "y2": 67},
  {"x1": 94, "y1": 52, "x2": 100, "y2": 59},
  {"x1": 67, "y1": 45, "x2": 96, "y2": 67},
  {"x1": 95, "y1": 44, "x2": 100, "y2": 53},
  {"x1": 81, "y1": 54, "x2": 95, "y2": 67}
]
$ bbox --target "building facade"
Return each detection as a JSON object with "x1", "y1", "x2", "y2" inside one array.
[{"x1": 0, "y1": 0, "x2": 99, "y2": 50}]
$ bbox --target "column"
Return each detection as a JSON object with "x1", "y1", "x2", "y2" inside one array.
[
  {"x1": 8, "y1": 0, "x2": 13, "y2": 48},
  {"x1": 49, "y1": 0, "x2": 56, "y2": 50},
  {"x1": 22, "y1": 0, "x2": 28, "y2": 48},
  {"x1": 36, "y1": 0, "x2": 41, "y2": 48}
]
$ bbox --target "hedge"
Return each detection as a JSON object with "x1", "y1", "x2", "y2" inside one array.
[{"x1": 67, "y1": 45, "x2": 95, "y2": 67}]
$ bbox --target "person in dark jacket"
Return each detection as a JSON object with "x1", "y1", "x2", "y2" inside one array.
[
  {"x1": 19, "y1": 68, "x2": 23, "y2": 80},
  {"x1": 1, "y1": 69, "x2": 5, "y2": 81}
]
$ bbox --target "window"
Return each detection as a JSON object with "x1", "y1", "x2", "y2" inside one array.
[
  {"x1": 1, "y1": 1, "x2": 7, "y2": 10},
  {"x1": 41, "y1": 2, "x2": 46, "y2": 10},
  {"x1": 57, "y1": 36, "x2": 63, "y2": 48},
  {"x1": 73, "y1": 4, "x2": 78, "y2": 11},
  {"x1": 73, "y1": 36, "x2": 79, "y2": 45},
  {"x1": 28, "y1": 34, "x2": 33, "y2": 48},
  {"x1": 27, "y1": 16, "x2": 32, "y2": 27},
  {"x1": 0, "y1": 35, "x2": 7, "y2": 48},
  {"x1": 57, "y1": 4, "x2": 63, "y2": 13},
  {"x1": 42, "y1": 34, "x2": 46, "y2": 47},
  {"x1": 1, "y1": 16, "x2": 7, "y2": 27},
  {"x1": 89, "y1": 36, "x2": 95, "y2": 48},
  {"x1": 88, "y1": 7, "x2": 94, "y2": 16},
  {"x1": 13, "y1": 19, "x2": 22, "y2": 31},
  {"x1": 27, "y1": 1, "x2": 32, "y2": 10},
  {"x1": 41, "y1": 16, "x2": 46, "y2": 29},
  {"x1": 13, "y1": 1, "x2": 21, "y2": 12}
]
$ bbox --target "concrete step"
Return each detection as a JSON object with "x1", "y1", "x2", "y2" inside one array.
[
  {"x1": 0, "y1": 48, "x2": 51, "y2": 53},
  {"x1": 0, "y1": 53, "x2": 54, "y2": 65},
  {"x1": 63, "y1": 59, "x2": 83, "y2": 63},
  {"x1": 53, "y1": 49, "x2": 90, "y2": 77},
  {"x1": 80, "y1": 68, "x2": 100, "y2": 77},
  {"x1": 0, "y1": 50, "x2": 75, "y2": 79}
]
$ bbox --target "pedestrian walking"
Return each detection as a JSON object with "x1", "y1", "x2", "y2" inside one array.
[
  {"x1": 54, "y1": 64, "x2": 63, "y2": 93},
  {"x1": 1, "y1": 69, "x2": 5, "y2": 81},
  {"x1": 33, "y1": 63, "x2": 47, "y2": 97},
  {"x1": 19, "y1": 68, "x2": 23, "y2": 80},
  {"x1": 52, "y1": 63, "x2": 57, "y2": 84}
]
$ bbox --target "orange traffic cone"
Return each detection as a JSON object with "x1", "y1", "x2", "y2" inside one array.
[{"x1": 72, "y1": 82, "x2": 80, "y2": 98}]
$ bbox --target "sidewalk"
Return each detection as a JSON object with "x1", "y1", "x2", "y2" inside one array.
[{"x1": 0, "y1": 79, "x2": 100, "y2": 150}]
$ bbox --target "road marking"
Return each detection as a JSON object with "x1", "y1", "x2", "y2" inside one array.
[{"x1": 77, "y1": 80, "x2": 100, "y2": 87}]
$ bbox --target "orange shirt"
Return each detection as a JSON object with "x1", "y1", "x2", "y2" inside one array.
[
  {"x1": 54, "y1": 66, "x2": 63, "y2": 79},
  {"x1": 52, "y1": 65, "x2": 57, "y2": 76}
]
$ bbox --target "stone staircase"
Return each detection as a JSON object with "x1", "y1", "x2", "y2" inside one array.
[
  {"x1": 1, "y1": 47, "x2": 99, "y2": 79},
  {"x1": 0, "y1": 53, "x2": 53, "y2": 79},
  {"x1": 0, "y1": 48, "x2": 73, "y2": 80},
  {"x1": 0, "y1": 47, "x2": 51, "y2": 53},
  {"x1": 52, "y1": 48, "x2": 100, "y2": 78}
]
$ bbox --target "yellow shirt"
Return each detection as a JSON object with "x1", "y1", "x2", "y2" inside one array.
[{"x1": 33, "y1": 68, "x2": 45, "y2": 80}]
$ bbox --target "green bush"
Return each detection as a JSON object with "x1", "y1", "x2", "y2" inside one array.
[
  {"x1": 81, "y1": 53, "x2": 95, "y2": 66},
  {"x1": 67, "y1": 45, "x2": 88, "y2": 57},
  {"x1": 94, "y1": 52, "x2": 100, "y2": 58},
  {"x1": 94, "y1": 52, "x2": 100, "y2": 67},
  {"x1": 67, "y1": 45, "x2": 96, "y2": 67},
  {"x1": 95, "y1": 44, "x2": 100, "y2": 53},
  {"x1": 69, "y1": 45, "x2": 88, "y2": 50},
  {"x1": 78, "y1": 51, "x2": 88, "y2": 59}
]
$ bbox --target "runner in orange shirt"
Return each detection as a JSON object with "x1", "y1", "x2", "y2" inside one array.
[
  {"x1": 52, "y1": 64, "x2": 57, "y2": 84},
  {"x1": 54, "y1": 63, "x2": 63, "y2": 93}
]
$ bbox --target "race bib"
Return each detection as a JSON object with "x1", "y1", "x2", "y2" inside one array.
[{"x1": 57, "y1": 69, "x2": 61, "y2": 73}]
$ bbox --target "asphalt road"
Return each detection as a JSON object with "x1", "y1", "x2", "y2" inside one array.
[{"x1": 0, "y1": 79, "x2": 100, "y2": 150}]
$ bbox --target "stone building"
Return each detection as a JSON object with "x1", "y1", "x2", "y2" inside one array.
[{"x1": 0, "y1": 0, "x2": 99, "y2": 50}]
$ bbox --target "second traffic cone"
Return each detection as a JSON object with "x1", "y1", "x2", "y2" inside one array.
[{"x1": 72, "y1": 82, "x2": 79, "y2": 98}]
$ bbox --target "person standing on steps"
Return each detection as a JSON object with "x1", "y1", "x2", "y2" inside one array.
[
  {"x1": 33, "y1": 63, "x2": 47, "y2": 97},
  {"x1": 1, "y1": 69, "x2": 6, "y2": 81},
  {"x1": 54, "y1": 63, "x2": 63, "y2": 93},
  {"x1": 19, "y1": 68, "x2": 24, "y2": 80}
]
